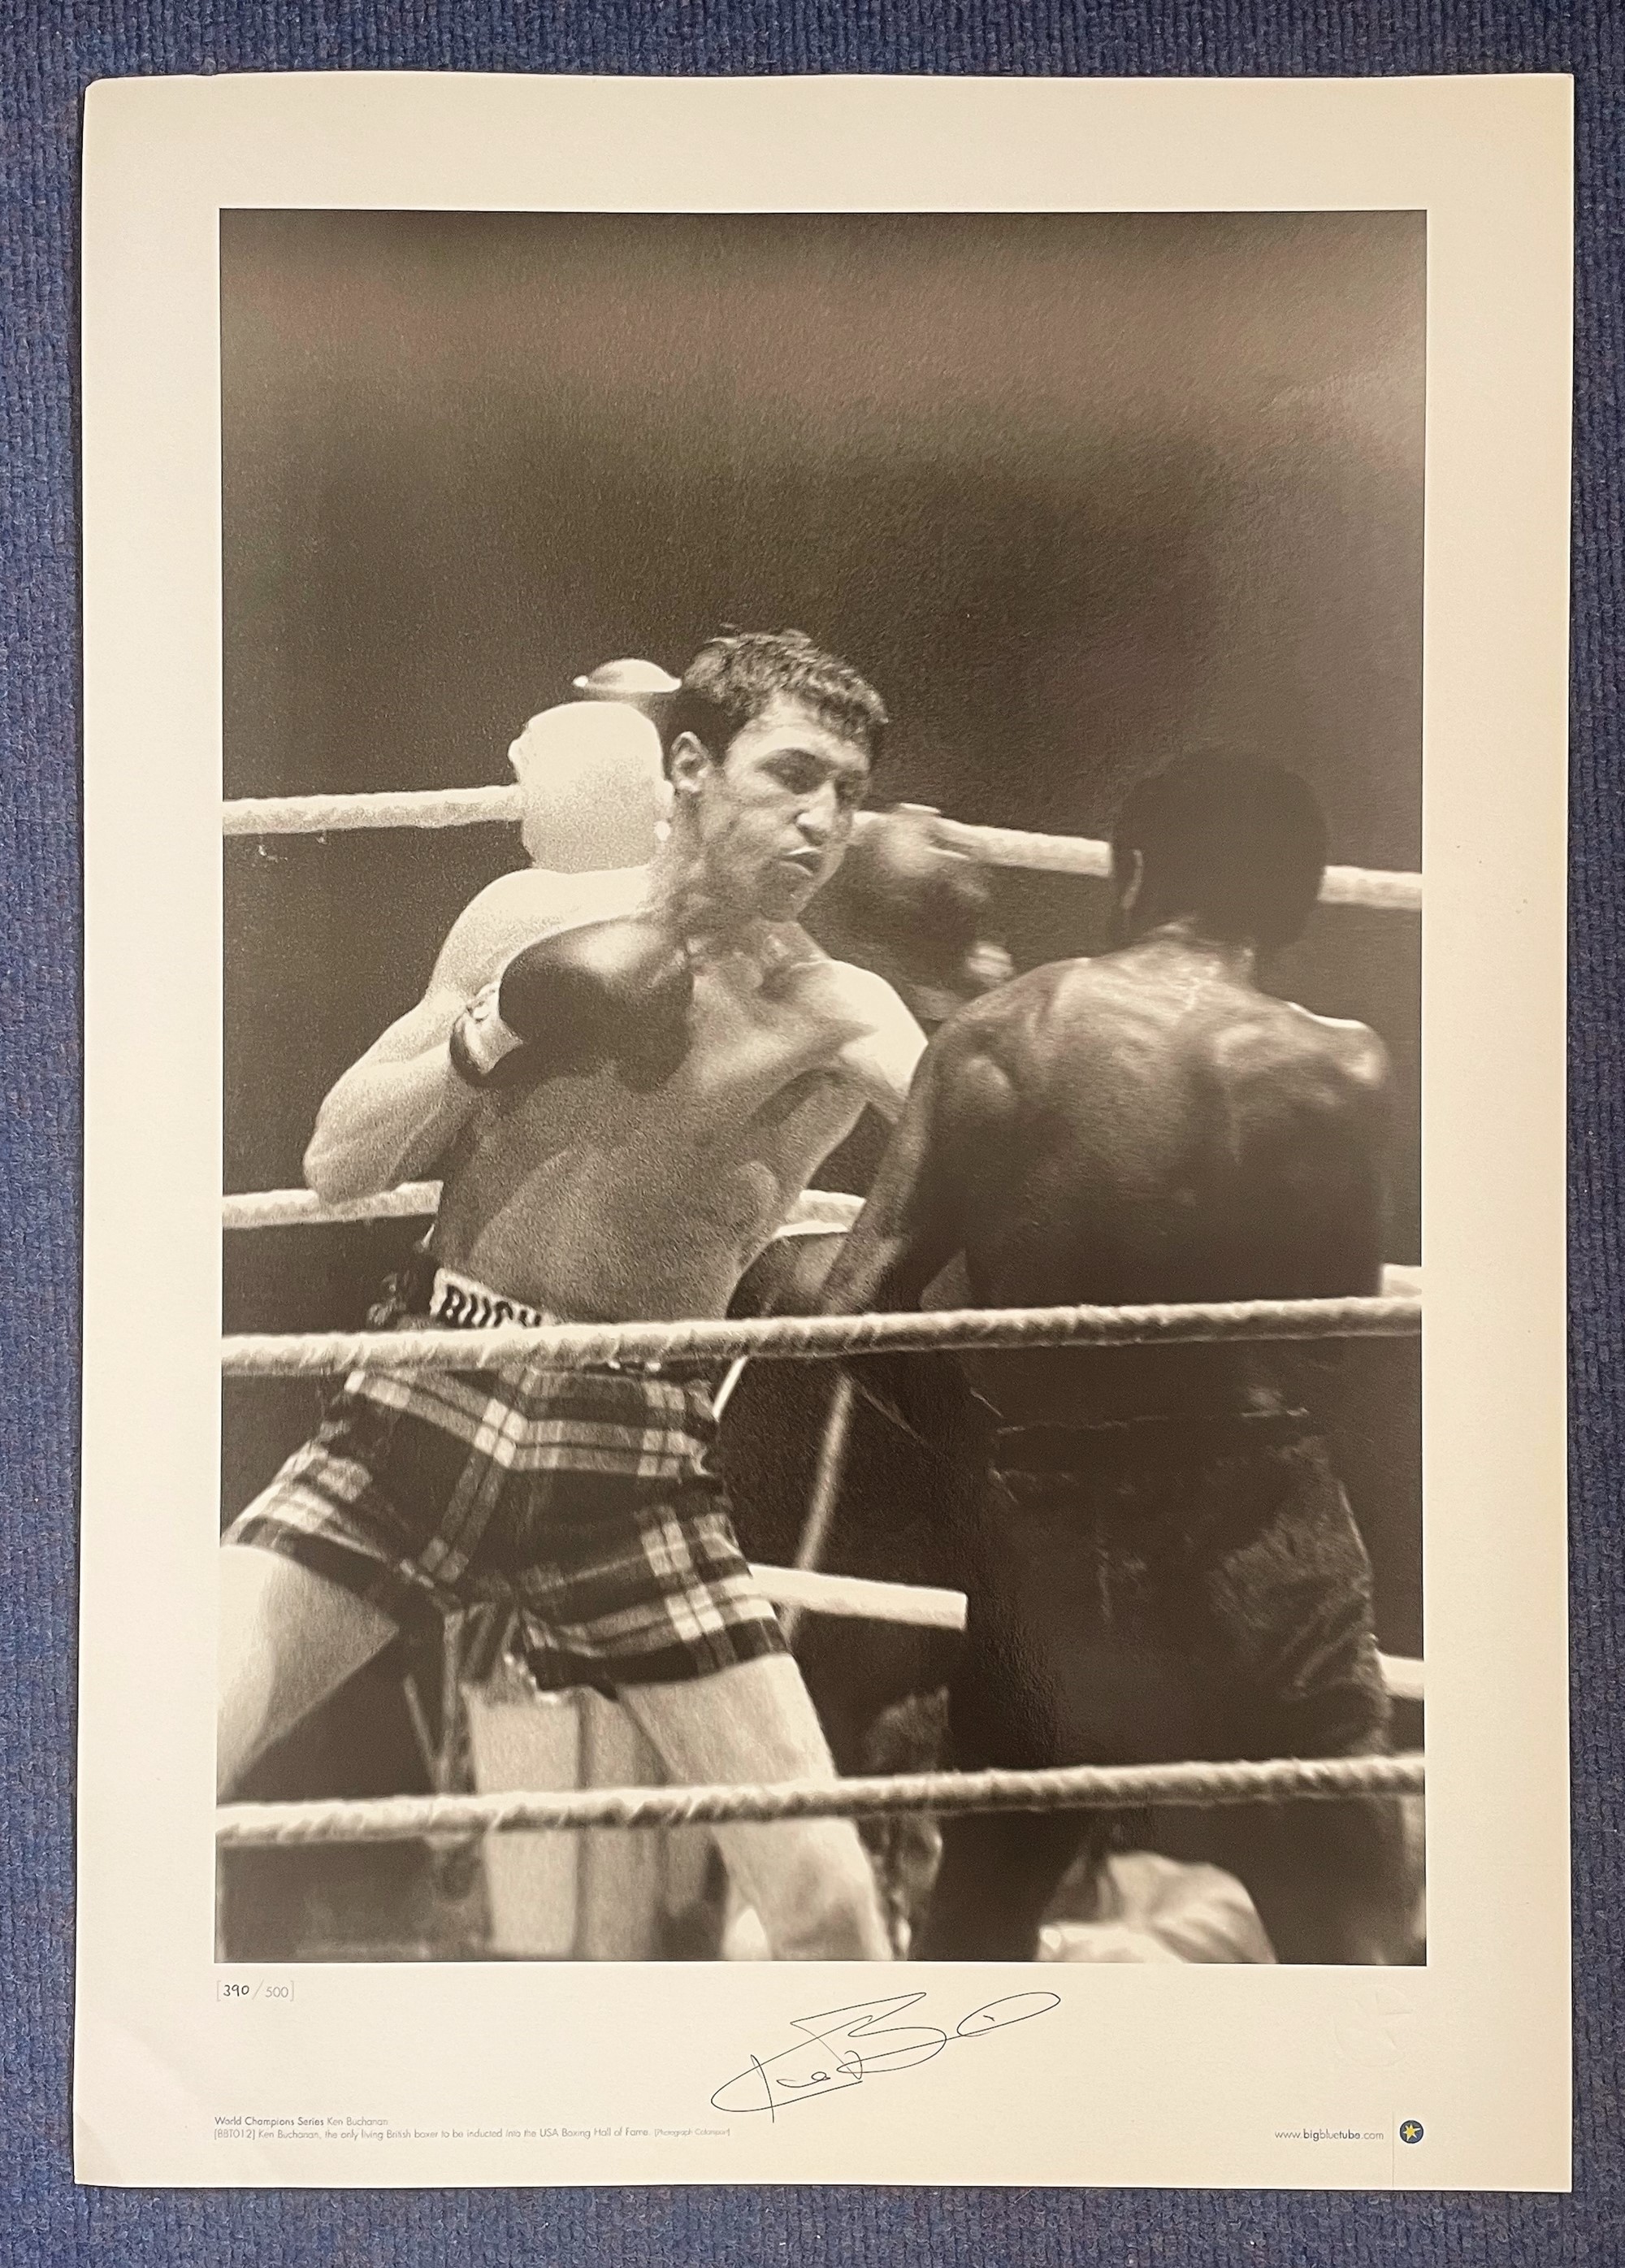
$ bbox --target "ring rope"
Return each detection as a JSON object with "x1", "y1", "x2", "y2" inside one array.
[
  {"x1": 224, "y1": 784, "x2": 524, "y2": 836},
  {"x1": 219, "y1": 1178, "x2": 1419, "y2": 1303},
  {"x1": 747, "y1": 1559, "x2": 1424, "y2": 1702},
  {"x1": 223, "y1": 1182, "x2": 865, "y2": 1234},
  {"x1": 221, "y1": 1290, "x2": 1421, "y2": 1377},
  {"x1": 931, "y1": 819, "x2": 1421, "y2": 911},
  {"x1": 223, "y1": 1181, "x2": 443, "y2": 1229},
  {"x1": 222, "y1": 784, "x2": 1420, "y2": 913},
  {"x1": 752, "y1": 1560, "x2": 968, "y2": 1632},
  {"x1": 215, "y1": 1749, "x2": 1424, "y2": 1848}
]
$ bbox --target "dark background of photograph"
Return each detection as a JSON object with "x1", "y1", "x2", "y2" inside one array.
[{"x1": 222, "y1": 206, "x2": 1424, "y2": 1680}]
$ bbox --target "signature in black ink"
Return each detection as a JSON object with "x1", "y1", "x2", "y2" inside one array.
[{"x1": 710, "y1": 1990, "x2": 1061, "y2": 2119}]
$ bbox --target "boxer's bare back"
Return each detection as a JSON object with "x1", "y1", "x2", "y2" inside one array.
[{"x1": 823, "y1": 922, "x2": 1389, "y2": 1422}]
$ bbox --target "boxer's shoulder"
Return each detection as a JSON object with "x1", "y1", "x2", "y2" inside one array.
[
  {"x1": 821, "y1": 953, "x2": 913, "y2": 1025},
  {"x1": 765, "y1": 928, "x2": 905, "y2": 1022},
  {"x1": 916, "y1": 962, "x2": 1387, "y2": 1129},
  {"x1": 921, "y1": 956, "x2": 1080, "y2": 1055},
  {"x1": 1209, "y1": 995, "x2": 1389, "y2": 1098},
  {"x1": 759, "y1": 942, "x2": 925, "y2": 1108},
  {"x1": 1203, "y1": 998, "x2": 1390, "y2": 1155}
]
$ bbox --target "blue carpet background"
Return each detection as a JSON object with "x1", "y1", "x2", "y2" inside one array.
[{"x1": 2, "y1": 3, "x2": 1617, "y2": 2261}]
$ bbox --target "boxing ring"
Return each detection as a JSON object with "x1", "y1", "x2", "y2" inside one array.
[{"x1": 220, "y1": 783, "x2": 1424, "y2": 1957}]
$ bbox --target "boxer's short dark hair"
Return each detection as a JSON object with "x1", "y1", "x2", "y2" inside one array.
[
  {"x1": 1112, "y1": 749, "x2": 1329, "y2": 948},
  {"x1": 668, "y1": 629, "x2": 887, "y2": 771}
]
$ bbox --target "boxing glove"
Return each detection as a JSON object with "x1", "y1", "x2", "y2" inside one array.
[
  {"x1": 450, "y1": 917, "x2": 694, "y2": 1091},
  {"x1": 838, "y1": 805, "x2": 992, "y2": 959}
]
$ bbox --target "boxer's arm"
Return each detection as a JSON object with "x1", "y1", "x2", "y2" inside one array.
[
  {"x1": 302, "y1": 874, "x2": 566, "y2": 1202},
  {"x1": 820, "y1": 1023, "x2": 999, "y2": 1314},
  {"x1": 1230, "y1": 1016, "x2": 1393, "y2": 1298},
  {"x1": 830, "y1": 965, "x2": 929, "y2": 1121},
  {"x1": 1305, "y1": 1030, "x2": 1392, "y2": 1296}
]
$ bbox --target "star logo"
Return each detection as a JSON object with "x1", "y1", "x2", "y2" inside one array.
[{"x1": 1399, "y1": 2119, "x2": 1424, "y2": 2145}]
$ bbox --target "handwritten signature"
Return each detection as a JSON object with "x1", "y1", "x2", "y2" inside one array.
[{"x1": 710, "y1": 1990, "x2": 1061, "y2": 2119}]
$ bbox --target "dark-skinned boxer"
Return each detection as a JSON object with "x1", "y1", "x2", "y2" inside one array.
[{"x1": 818, "y1": 749, "x2": 1420, "y2": 1965}]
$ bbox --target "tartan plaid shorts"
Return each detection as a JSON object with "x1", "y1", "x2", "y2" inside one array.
[{"x1": 223, "y1": 1263, "x2": 788, "y2": 1690}]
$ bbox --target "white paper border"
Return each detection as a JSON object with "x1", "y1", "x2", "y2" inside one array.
[{"x1": 76, "y1": 71, "x2": 1572, "y2": 2191}]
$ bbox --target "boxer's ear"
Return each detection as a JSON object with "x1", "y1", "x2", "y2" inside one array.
[{"x1": 667, "y1": 731, "x2": 714, "y2": 800}]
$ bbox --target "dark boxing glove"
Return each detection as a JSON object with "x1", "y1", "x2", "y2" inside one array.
[
  {"x1": 450, "y1": 917, "x2": 694, "y2": 1092},
  {"x1": 839, "y1": 804, "x2": 991, "y2": 960},
  {"x1": 830, "y1": 805, "x2": 1013, "y2": 1014}
]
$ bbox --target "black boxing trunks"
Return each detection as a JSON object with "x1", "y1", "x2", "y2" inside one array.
[
  {"x1": 949, "y1": 1407, "x2": 1392, "y2": 1770},
  {"x1": 223, "y1": 1259, "x2": 788, "y2": 1690}
]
